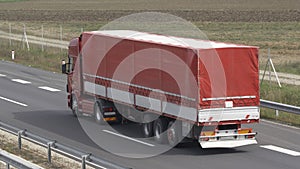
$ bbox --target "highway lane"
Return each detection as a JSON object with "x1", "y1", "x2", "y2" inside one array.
[{"x1": 0, "y1": 60, "x2": 299, "y2": 169}]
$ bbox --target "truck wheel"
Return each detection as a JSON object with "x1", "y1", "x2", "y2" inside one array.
[
  {"x1": 154, "y1": 118, "x2": 168, "y2": 144},
  {"x1": 71, "y1": 96, "x2": 81, "y2": 117},
  {"x1": 142, "y1": 122, "x2": 154, "y2": 138},
  {"x1": 167, "y1": 121, "x2": 179, "y2": 147},
  {"x1": 94, "y1": 103, "x2": 106, "y2": 125}
]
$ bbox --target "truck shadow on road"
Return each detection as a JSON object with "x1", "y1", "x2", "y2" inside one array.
[
  {"x1": 13, "y1": 110, "x2": 250, "y2": 157},
  {"x1": 164, "y1": 142, "x2": 247, "y2": 156}
]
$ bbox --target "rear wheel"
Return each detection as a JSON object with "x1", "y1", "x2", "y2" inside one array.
[
  {"x1": 154, "y1": 118, "x2": 168, "y2": 144},
  {"x1": 94, "y1": 103, "x2": 106, "y2": 125},
  {"x1": 142, "y1": 122, "x2": 154, "y2": 138},
  {"x1": 167, "y1": 121, "x2": 180, "y2": 147}
]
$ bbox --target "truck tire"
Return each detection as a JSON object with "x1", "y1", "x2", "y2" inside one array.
[
  {"x1": 142, "y1": 122, "x2": 154, "y2": 138},
  {"x1": 71, "y1": 95, "x2": 81, "y2": 117},
  {"x1": 154, "y1": 118, "x2": 168, "y2": 144},
  {"x1": 167, "y1": 121, "x2": 180, "y2": 147},
  {"x1": 94, "y1": 103, "x2": 106, "y2": 125}
]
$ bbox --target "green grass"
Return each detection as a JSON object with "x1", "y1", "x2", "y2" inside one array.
[
  {"x1": 260, "y1": 82, "x2": 300, "y2": 106},
  {"x1": 276, "y1": 61, "x2": 300, "y2": 75},
  {"x1": 0, "y1": 38, "x2": 67, "y2": 72},
  {"x1": 261, "y1": 108, "x2": 300, "y2": 127},
  {"x1": 260, "y1": 82, "x2": 300, "y2": 126}
]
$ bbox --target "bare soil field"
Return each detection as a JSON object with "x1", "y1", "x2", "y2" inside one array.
[
  {"x1": 0, "y1": 0, "x2": 299, "y2": 22},
  {"x1": 0, "y1": 9, "x2": 300, "y2": 22},
  {"x1": 0, "y1": 0, "x2": 299, "y2": 11}
]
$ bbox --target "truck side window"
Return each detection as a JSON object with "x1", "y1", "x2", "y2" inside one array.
[{"x1": 68, "y1": 57, "x2": 74, "y2": 72}]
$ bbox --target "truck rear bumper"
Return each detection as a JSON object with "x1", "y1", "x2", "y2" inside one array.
[
  {"x1": 200, "y1": 139, "x2": 257, "y2": 148},
  {"x1": 199, "y1": 132, "x2": 257, "y2": 148}
]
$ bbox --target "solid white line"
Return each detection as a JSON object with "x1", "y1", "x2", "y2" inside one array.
[
  {"x1": 11, "y1": 79, "x2": 31, "y2": 84},
  {"x1": 0, "y1": 74, "x2": 6, "y2": 77},
  {"x1": 0, "y1": 96, "x2": 28, "y2": 107},
  {"x1": 261, "y1": 119, "x2": 300, "y2": 130},
  {"x1": 260, "y1": 145, "x2": 300, "y2": 156},
  {"x1": 38, "y1": 86, "x2": 61, "y2": 92},
  {"x1": 102, "y1": 130, "x2": 155, "y2": 147}
]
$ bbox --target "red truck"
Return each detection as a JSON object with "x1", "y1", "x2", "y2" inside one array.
[{"x1": 62, "y1": 30, "x2": 260, "y2": 148}]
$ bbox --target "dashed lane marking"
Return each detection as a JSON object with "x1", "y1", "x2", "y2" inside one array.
[
  {"x1": 38, "y1": 86, "x2": 61, "y2": 92},
  {"x1": 11, "y1": 79, "x2": 31, "y2": 84},
  {"x1": 0, "y1": 74, "x2": 6, "y2": 77},
  {"x1": 0, "y1": 96, "x2": 28, "y2": 107},
  {"x1": 260, "y1": 145, "x2": 300, "y2": 156},
  {"x1": 102, "y1": 129, "x2": 155, "y2": 147}
]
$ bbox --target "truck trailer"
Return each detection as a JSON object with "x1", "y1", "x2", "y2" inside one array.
[{"x1": 62, "y1": 30, "x2": 260, "y2": 148}]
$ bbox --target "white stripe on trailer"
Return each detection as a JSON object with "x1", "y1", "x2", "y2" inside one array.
[
  {"x1": 11, "y1": 79, "x2": 31, "y2": 84},
  {"x1": 84, "y1": 81, "x2": 106, "y2": 97},
  {"x1": 38, "y1": 86, "x2": 61, "y2": 92},
  {"x1": 136, "y1": 95, "x2": 161, "y2": 112},
  {"x1": 0, "y1": 74, "x2": 6, "y2": 77},
  {"x1": 162, "y1": 101, "x2": 197, "y2": 121},
  {"x1": 202, "y1": 95, "x2": 256, "y2": 101},
  {"x1": 83, "y1": 73, "x2": 195, "y2": 101},
  {"x1": 0, "y1": 96, "x2": 28, "y2": 107},
  {"x1": 103, "y1": 130, "x2": 155, "y2": 147},
  {"x1": 107, "y1": 87, "x2": 134, "y2": 105},
  {"x1": 260, "y1": 145, "x2": 300, "y2": 156},
  {"x1": 82, "y1": 80, "x2": 198, "y2": 122}
]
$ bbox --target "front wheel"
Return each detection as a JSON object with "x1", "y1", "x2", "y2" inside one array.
[{"x1": 71, "y1": 95, "x2": 81, "y2": 117}]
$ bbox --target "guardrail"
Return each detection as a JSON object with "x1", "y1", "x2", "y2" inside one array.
[
  {"x1": 0, "y1": 149, "x2": 43, "y2": 169},
  {"x1": 260, "y1": 99, "x2": 300, "y2": 115},
  {"x1": 0, "y1": 121, "x2": 131, "y2": 169}
]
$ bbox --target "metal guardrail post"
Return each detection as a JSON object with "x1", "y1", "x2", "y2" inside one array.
[
  {"x1": 18, "y1": 130, "x2": 26, "y2": 150},
  {"x1": 47, "y1": 141, "x2": 56, "y2": 163},
  {"x1": 6, "y1": 163, "x2": 10, "y2": 169},
  {"x1": 81, "y1": 154, "x2": 91, "y2": 169}
]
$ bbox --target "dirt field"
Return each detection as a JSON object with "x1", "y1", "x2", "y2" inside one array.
[
  {"x1": 0, "y1": 0, "x2": 299, "y2": 22},
  {"x1": 0, "y1": 0, "x2": 300, "y2": 10}
]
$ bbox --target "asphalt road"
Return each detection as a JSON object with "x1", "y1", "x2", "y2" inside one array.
[{"x1": 0, "y1": 60, "x2": 299, "y2": 169}]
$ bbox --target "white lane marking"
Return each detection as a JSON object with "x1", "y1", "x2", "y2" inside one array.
[
  {"x1": 38, "y1": 86, "x2": 61, "y2": 92},
  {"x1": 11, "y1": 79, "x2": 31, "y2": 84},
  {"x1": 102, "y1": 130, "x2": 155, "y2": 147},
  {"x1": 0, "y1": 96, "x2": 28, "y2": 107},
  {"x1": 260, "y1": 145, "x2": 300, "y2": 156},
  {"x1": 261, "y1": 119, "x2": 300, "y2": 130},
  {"x1": 0, "y1": 74, "x2": 6, "y2": 77}
]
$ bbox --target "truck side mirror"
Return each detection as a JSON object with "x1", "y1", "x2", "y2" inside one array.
[{"x1": 62, "y1": 60, "x2": 67, "y2": 74}]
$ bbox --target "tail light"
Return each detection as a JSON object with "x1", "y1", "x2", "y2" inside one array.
[
  {"x1": 238, "y1": 128, "x2": 254, "y2": 138},
  {"x1": 200, "y1": 131, "x2": 215, "y2": 141}
]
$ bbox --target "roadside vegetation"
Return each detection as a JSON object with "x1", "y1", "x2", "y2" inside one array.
[{"x1": 260, "y1": 82, "x2": 300, "y2": 126}]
